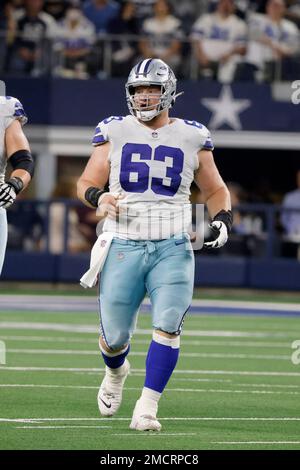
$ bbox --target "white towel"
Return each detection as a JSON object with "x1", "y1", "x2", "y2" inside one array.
[{"x1": 80, "y1": 232, "x2": 114, "y2": 288}]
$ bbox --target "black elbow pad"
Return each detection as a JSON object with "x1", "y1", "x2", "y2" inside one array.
[{"x1": 9, "y1": 149, "x2": 35, "y2": 178}]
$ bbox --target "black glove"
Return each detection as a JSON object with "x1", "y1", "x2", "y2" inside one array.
[{"x1": 204, "y1": 210, "x2": 233, "y2": 249}]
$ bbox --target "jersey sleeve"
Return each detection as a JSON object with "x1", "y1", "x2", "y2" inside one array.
[
  {"x1": 201, "y1": 126, "x2": 214, "y2": 151},
  {"x1": 190, "y1": 14, "x2": 210, "y2": 40},
  {"x1": 234, "y1": 21, "x2": 248, "y2": 47},
  {"x1": 5, "y1": 96, "x2": 28, "y2": 129},
  {"x1": 183, "y1": 119, "x2": 214, "y2": 151},
  {"x1": 92, "y1": 116, "x2": 114, "y2": 146}
]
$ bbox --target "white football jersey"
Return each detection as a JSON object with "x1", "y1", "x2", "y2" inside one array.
[
  {"x1": 0, "y1": 96, "x2": 27, "y2": 184},
  {"x1": 246, "y1": 13, "x2": 299, "y2": 65},
  {"x1": 191, "y1": 13, "x2": 247, "y2": 60},
  {"x1": 92, "y1": 115, "x2": 214, "y2": 240}
]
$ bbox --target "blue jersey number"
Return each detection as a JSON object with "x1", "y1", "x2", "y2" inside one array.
[
  {"x1": 120, "y1": 143, "x2": 184, "y2": 196},
  {"x1": 103, "y1": 116, "x2": 124, "y2": 124}
]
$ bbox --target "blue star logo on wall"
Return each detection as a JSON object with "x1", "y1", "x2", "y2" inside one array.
[{"x1": 201, "y1": 85, "x2": 251, "y2": 130}]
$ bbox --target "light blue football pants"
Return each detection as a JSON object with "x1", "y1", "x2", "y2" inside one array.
[
  {"x1": 99, "y1": 234, "x2": 194, "y2": 350},
  {"x1": 0, "y1": 208, "x2": 7, "y2": 275}
]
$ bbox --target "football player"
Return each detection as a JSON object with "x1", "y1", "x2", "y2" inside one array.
[
  {"x1": 77, "y1": 58, "x2": 232, "y2": 431},
  {"x1": 0, "y1": 96, "x2": 34, "y2": 274}
]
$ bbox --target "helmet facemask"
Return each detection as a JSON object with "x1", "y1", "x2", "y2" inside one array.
[
  {"x1": 125, "y1": 58, "x2": 182, "y2": 122},
  {"x1": 128, "y1": 84, "x2": 171, "y2": 122}
]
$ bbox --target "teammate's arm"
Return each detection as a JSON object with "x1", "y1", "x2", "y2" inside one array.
[
  {"x1": 77, "y1": 142, "x2": 120, "y2": 217},
  {"x1": 194, "y1": 149, "x2": 232, "y2": 248},
  {"x1": 0, "y1": 120, "x2": 34, "y2": 209},
  {"x1": 6, "y1": 119, "x2": 32, "y2": 188}
]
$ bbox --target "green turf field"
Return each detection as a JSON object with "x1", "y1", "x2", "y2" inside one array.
[{"x1": 0, "y1": 303, "x2": 300, "y2": 450}]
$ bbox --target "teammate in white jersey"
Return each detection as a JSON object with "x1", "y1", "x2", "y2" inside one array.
[
  {"x1": 0, "y1": 96, "x2": 34, "y2": 275},
  {"x1": 77, "y1": 58, "x2": 232, "y2": 431}
]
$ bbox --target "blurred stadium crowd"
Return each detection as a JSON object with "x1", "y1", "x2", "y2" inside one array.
[{"x1": 0, "y1": 0, "x2": 300, "y2": 82}]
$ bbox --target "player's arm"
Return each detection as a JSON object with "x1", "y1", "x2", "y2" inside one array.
[
  {"x1": 194, "y1": 150, "x2": 231, "y2": 217},
  {"x1": 6, "y1": 119, "x2": 32, "y2": 188},
  {"x1": 194, "y1": 149, "x2": 232, "y2": 248},
  {"x1": 0, "y1": 120, "x2": 34, "y2": 209},
  {"x1": 77, "y1": 142, "x2": 120, "y2": 218}
]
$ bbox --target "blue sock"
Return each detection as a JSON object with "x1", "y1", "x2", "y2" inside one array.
[
  {"x1": 101, "y1": 344, "x2": 130, "y2": 369},
  {"x1": 144, "y1": 333, "x2": 180, "y2": 393}
]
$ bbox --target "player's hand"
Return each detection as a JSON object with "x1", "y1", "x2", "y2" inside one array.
[
  {"x1": 0, "y1": 182, "x2": 17, "y2": 209},
  {"x1": 97, "y1": 192, "x2": 124, "y2": 219},
  {"x1": 203, "y1": 221, "x2": 228, "y2": 249}
]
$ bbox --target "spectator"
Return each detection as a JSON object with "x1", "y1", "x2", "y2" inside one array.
[
  {"x1": 169, "y1": 0, "x2": 209, "y2": 33},
  {"x1": 7, "y1": 0, "x2": 24, "y2": 14},
  {"x1": 281, "y1": 169, "x2": 300, "y2": 240},
  {"x1": 7, "y1": 194, "x2": 45, "y2": 251},
  {"x1": 129, "y1": 0, "x2": 156, "y2": 23},
  {"x1": 228, "y1": 181, "x2": 263, "y2": 236},
  {"x1": 55, "y1": 3, "x2": 96, "y2": 78},
  {"x1": 240, "y1": 0, "x2": 300, "y2": 81},
  {"x1": 225, "y1": 181, "x2": 265, "y2": 256},
  {"x1": 82, "y1": 0, "x2": 120, "y2": 34},
  {"x1": 107, "y1": 1, "x2": 139, "y2": 76},
  {"x1": 139, "y1": 0, "x2": 183, "y2": 73},
  {"x1": 0, "y1": 1, "x2": 17, "y2": 72},
  {"x1": 48, "y1": 179, "x2": 92, "y2": 254},
  {"x1": 191, "y1": 0, "x2": 247, "y2": 83},
  {"x1": 209, "y1": 0, "x2": 262, "y2": 18},
  {"x1": 286, "y1": 0, "x2": 300, "y2": 27},
  {"x1": 9, "y1": 0, "x2": 57, "y2": 75},
  {"x1": 44, "y1": 0, "x2": 68, "y2": 21}
]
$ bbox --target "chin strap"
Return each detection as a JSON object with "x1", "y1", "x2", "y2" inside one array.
[{"x1": 136, "y1": 109, "x2": 159, "y2": 122}]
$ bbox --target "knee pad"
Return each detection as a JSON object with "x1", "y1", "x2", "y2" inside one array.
[
  {"x1": 100, "y1": 330, "x2": 131, "y2": 352},
  {"x1": 153, "y1": 304, "x2": 189, "y2": 335},
  {"x1": 153, "y1": 307, "x2": 184, "y2": 335}
]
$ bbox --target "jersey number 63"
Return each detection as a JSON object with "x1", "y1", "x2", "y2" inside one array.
[{"x1": 120, "y1": 143, "x2": 184, "y2": 197}]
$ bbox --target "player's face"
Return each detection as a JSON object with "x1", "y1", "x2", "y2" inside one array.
[
  {"x1": 133, "y1": 85, "x2": 162, "y2": 111},
  {"x1": 267, "y1": 0, "x2": 285, "y2": 17},
  {"x1": 217, "y1": 0, "x2": 235, "y2": 16}
]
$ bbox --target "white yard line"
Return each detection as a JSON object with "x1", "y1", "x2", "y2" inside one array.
[
  {"x1": 1, "y1": 294, "x2": 299, "y2": 312},
  {"x1": 1, "y1": 417, "x2": 300, "y2": 423},
  {"x1": 5, "y1": 348, "x2": 292, "y2": 361},
  {"x1": 1, "y1": 383, "x2": 106, "y2": 390},
  {"x1": 0, "y1": 335, "x2": 97, "y2": 344},
  {"x1": 235, "y1": 383, "x2": 300, "y2": 388},
  {"x1": 123, "y1": 329, "x2": 298, "y2": 339},
  {"x1": 171, "y1": 378, "x2": 300, "y2": 388},
  {"x1": 170, "y1": 378, "x2": 233, "y2": 383},
  {"x1": 110, "y1": 433, "x2": 197, "y2": 437},
  {"x1": 0, "y1": 322, "x2": 297, "y2": 338},
  {"x1": 0, "y1": 322, "x2": 97, "y2": 333},
  {"x1": 0, "y1": 383, "x2": 299, "y2": 395},
  {"x1": 213, "y1": 441, "x2": 300, "y2": 445},
  {"x1": 161, "y1": 388, "x2": 300, "y2": 395},
  {"x1": 160, "y1": 340, "x2": 292, "y2": 348},
  {"x1": 15, "y1": 425, "x2": 111, "y2": 429},
  {"x1": 1, "y1": 366, "x2": 300, "y2": 377},
  {"x1": 0, "y1": 336, "x2": 292, "y2": 348},
  {"x1": 191, "y1": 299, "x2": 300, "y2": 312},
  {"x1": 1, "y1": 381, "x2": 299, "y2": 389},
  {"x1": 15, "y1": 426, "x2": 196, "y2": 436}
]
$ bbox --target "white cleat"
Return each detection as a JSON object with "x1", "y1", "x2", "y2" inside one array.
[
  {"x1": 130, "y1": 398, "x2": 162, "y2": 431},
  {"x1": 97, "y1": 359, "x2": 130, "y2": 417}
]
